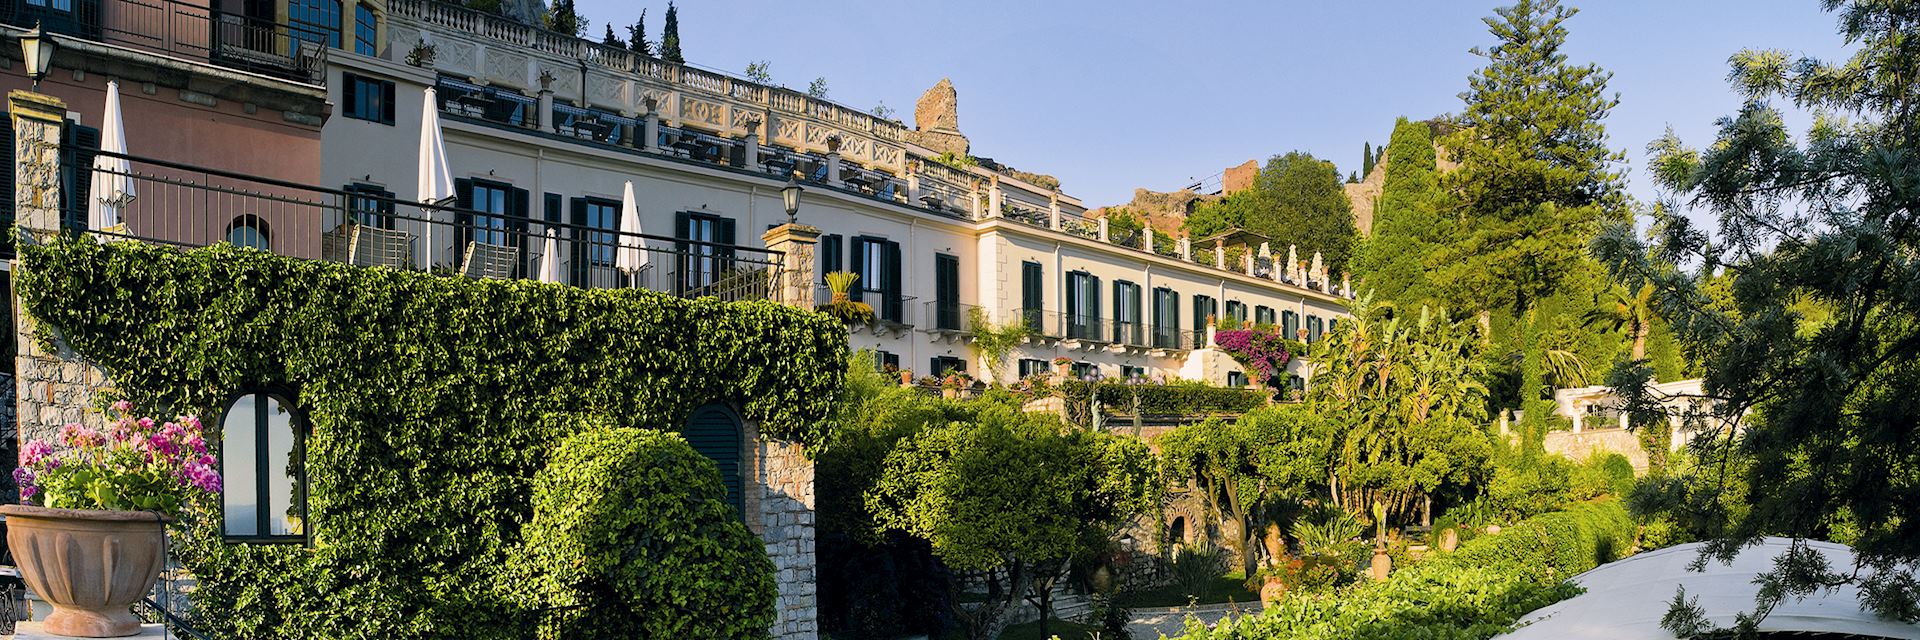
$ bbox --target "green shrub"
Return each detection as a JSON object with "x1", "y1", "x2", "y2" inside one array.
[
  {"x1": 17, "y1": 238, "x2": 846, "y2": 639},
  {"x1": 1173, "y1": 500, "x2": 1634, "y2": 640},
  {"x1": 1171, "y1": 539, "x2": 1229, "y2": 600},
  {"x1": 1058, "y1": 380, "x2": 1269, "y2": 428},
  {"x1": 512, "y1": 424, "x2": 774, "y2": 639},
  {"x1": 1569, "y1": 452, "x2": 1637, "y2": 500}
]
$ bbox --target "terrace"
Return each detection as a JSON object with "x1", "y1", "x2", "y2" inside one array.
[
  {"x1": 66, "y1": 150, "x2": 785, "y2": 302},
  {"x1": 0, "y1": 0, "x2": 329, "y2": 85}
]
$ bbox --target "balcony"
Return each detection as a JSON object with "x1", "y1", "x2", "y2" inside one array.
[
  {"x1": 2, "y1": 0, "x2": 328, "y2": 85},
  {"x1": 60, "y1": 151, "x2": 783, "y2": 302}
]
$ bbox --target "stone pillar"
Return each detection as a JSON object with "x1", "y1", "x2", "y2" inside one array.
[
  {"x1": 1179, "y1": 237, "x2": 1192, "y2": 261},
  {"x1": 762, "y1": 223, "x2": 821, "y2": 310},
  {"x1": 967, "y1": 180, "x2": 981, "y2": 219},
  {"x1": 1571, "y1": 403, "x2": 1584, "y2": 433},
  {"x1": 907, "y1": 172, "x2": 922, "y2": 202},
  {"x1": 536, "y1": 88, "x2": 555, "y2": 133},
  {"x1": 1143, "y1": 229, "x2": 1155, "y2": 254},
  {"x1": 987, "y1": 175, "x2": 1003, "y2": 218},
  {"x1": 742, "y1": 132, "x2": 762, "y2": 172},
  {"x1": 1098, "y1": 217, "x2": 1110, "y2": 242},
  {"x1": 1242, "y1": 251, "x2": 1254, "y2": 276},
  {"x1": 12, "y1": 91, "x2": 65, "y2": 235},
  {"x1": 1214, "y1": 238, "x2": 1226, "y2": 269},
  {"x1": 1048, "y1": 192, "x2": 1061, "y2": 230},
  {"x1": 825, "y1": 151, "x2": 843, "y2": 188},
  {"x1": 618, "y1": 115, "x2": 636, "y2": 147},
  {"x1": 643, "y1": 111, "x2": 661, "y2": 152}
]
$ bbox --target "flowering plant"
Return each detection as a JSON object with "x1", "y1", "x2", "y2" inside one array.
[
  {"x1": 1051, "y1": 357, "x2": 1074, "y2": 366},
  {"x1": 14, "y1": 401, "x2": 221, "y2": 516},
  {"x1": 1214, "y1": 326, "x2": 1293, "y2": 387}
]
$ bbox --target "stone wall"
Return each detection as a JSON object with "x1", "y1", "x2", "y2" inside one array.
[
  {"x1": 1542, "y1": 427, "x2": 1650, "y2": 474},
  {"x1": 1222, "y1": 159, "x2": 1259, "y2": 196},
  {"x1": 754, "y1": 436, "x2": 819, "y2": 640}
]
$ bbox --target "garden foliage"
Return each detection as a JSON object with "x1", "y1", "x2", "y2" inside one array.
[
  {"x1": 17, "y1": 238, "x2": 847, "y2": 639},
  {"x1": 1175, "y1": 500, "x2": 1633, "y2": 640},
  {"x1": 1055, "y1": 379, "x2": 1269, "y2": 429},
  {"x1": 512, "y1": 424, "x2": 774, "y2": 639}
]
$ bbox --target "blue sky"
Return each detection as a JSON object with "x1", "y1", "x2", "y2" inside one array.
[{"x1": 573, "y1": 0, "x2": 1849, "y2": 210}]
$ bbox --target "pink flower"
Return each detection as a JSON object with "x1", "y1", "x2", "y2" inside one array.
[
  {"x1": 58, "y1": 424, "x2": 103, "y2": 449},
  {"x1": 21, "y1": 441, "x2": 51, "y2": 466},
  {"x1": 111, "y1": 400, "x2": 132, "y2": 413},
  {"x1": 136, "y1": 417, "x2": 155, "y2": 430}
]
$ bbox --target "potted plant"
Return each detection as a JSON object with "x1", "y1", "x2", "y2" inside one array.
[
  {"x1": 1052, "y1": 356, "x2": 1074, "y2": 377},
  {"x1": 5, "y1": 401, "x2": 221, "y2": 637},
  {"x1": 816, "y1": 272, "x2": 875, "y2": 325}
]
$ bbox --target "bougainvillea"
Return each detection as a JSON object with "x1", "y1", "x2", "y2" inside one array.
[
  {"x1": 14, "y1": 400, "x2": 220, "y2": 516},
  {"x1": 1214, "y1": 326, "x2": 1293, "y2": 386}
]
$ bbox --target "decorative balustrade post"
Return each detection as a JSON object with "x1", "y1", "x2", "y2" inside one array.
[
  {"x1": 762, "y1": 223, "x2": 821, "y2": 310},
  {"x1": 1048, "y1": 192, "x2": 1062, "y2": 230},
  {"x1": 618, "y1": 115, "x2": 636, "y2": 147},
  {"x1": 1098, "y1": 217, "x2": 1109, "y2": 242},
  {"x1": 642, "y1": 110, "x2": 660, "y2": 152},
  {"x1": 536, "y1": 88, "x2": 555, "y2": 133},
  {"x1": 742, "y1": 131, "x2": 761, "y2": 171},
  {"x1": 825, "y1": 150, "x2": 843, "y2": 187},
  {"x1": 907, "y1": 172, "x2": 922, "y2": 202},
  {"x1": 1179, "y1": 237, "x2": 1192, "y2": 261},
  {"x1": 988, "y1": 175, "x2": 1003, "y2": 219},
  {"x1": 968, "y1": 180, "x2": 982, "y2": 219},
  {"x1": 1214, "y1": 238, "x2": 1226, "y2": 269},
  {"x1": 1144, "y1": 228, "x2": 1155, "y2": 254}
]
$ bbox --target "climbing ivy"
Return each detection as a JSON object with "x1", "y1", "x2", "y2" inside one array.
[{"x1": 16, "y1": 238, "x2": 847, "y2": 639}]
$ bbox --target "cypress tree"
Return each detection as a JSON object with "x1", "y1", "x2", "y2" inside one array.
[
  {"x1": 627, "y1": 10, "x2": 650, "y2": 56},
  {"x1": 543, "y1": 0, "x2": 582, "y2": 37},
  {"x1": 602, "y1": 24, "x2": 624, "y2": 49},
  {"x1": 660, "y1": 2, "x2": 685, "y2": 64},
  {"x1": 1361, "y1": 141, "x2": 1375, "y2": 178}
]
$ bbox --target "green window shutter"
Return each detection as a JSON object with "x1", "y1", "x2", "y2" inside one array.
[
  {"x1": 935, "y1": 253, "x2": 959, "y2": 330},
  {"x1": 684, "y1": 404, "x2": 745, "y2": 518},
  {"x1": 884, "y1": 240, "x2": 903, "y2": 322},
  {"x1": 849, "y1": 237, "x2": 868, "y2": 303}
]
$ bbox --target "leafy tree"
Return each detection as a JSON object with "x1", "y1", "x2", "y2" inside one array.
[
  {"x1": 1351, "y1": 118, "x2": 1455, "y2": 312},
  {"x1": 1308, "y1": 295, "x2": 1494, "y2": 527},
  {"x1": 626, "y1": 10, "x2": 651, "y2": 56},
  {"x1": 1435, "y1": 0, "x2": 1625, "y2": 440},
  {"x1": 543, "y1": 0, "x2": 583, "y2": 37},
  {"x1": 808, "y1": 77, "x2": 830, "y2": 99},
  {"x1": 1182, "y1": 151, "x2": 1360, "y2": 273},
  {"x1": 1104, "y1": 208, "x2": 1147, "y2": 248},
  {"x1": 1582, "y1": 282, "x2": 1654, "y2": 362},
  {"x1": 873, "y1": 101, "x2": 895, "y2": 121},
  {"x1": 1593, "y1": 0, "x2": 1920, "y2": 629},
  {"x1": 659, "y1": 1, "x2": 684, "y2": 63},
  {"x1": 1157, "y1": 406, "x2": 1330, "y2": 573},
  {"x1": 868, "y1": 408, "x2": 1156, "y2": 640},
  {"x1": 744, "y1": 60, "x2": 773, "y2": 84},
  {"x1": 600, "y1": 24, "x2": 624, "y2": 49}
]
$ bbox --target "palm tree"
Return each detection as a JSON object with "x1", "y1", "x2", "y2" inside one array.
[{"x1": 1584, "y1": 283, "x2": 1655, "y2": 361}]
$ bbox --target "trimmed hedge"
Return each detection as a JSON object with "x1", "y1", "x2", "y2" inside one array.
[
  {"x1": 1175, "y1": 500, "x2": 1634, "y2": 640},
  {"x1": 17, "y1": 238, "x2": 847, "y2": 639},
  {"x1": 1058, "y1": 380, "x2": 1269, "y2": 428},
  {"x1": 514, "y1": 424, "x2": 774, "y2": 639}
]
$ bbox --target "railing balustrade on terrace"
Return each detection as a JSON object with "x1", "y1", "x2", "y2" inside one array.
[
  {"x1": 1, "y1": 0, "x2": 328, "y2": 85},
  {"x1": 63, "y1": 151, "x2": 783, "y2": 303}
]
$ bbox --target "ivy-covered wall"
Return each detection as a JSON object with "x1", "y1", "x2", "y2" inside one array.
[{"x1": 16, "y1": 238, "x2": 848, "y2": 638}]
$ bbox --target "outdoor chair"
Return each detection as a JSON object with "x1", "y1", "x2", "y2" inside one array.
[{"x1": 461, "y1": 241, "x2": 521, "y2": 280}]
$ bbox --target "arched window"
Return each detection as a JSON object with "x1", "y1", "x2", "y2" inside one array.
[
  {"x1": 221, "y1": 392, "x2": 306, "y2": 542},
  {"x1": 226, "y1": 215, "x2": 271, "y2": 251},
  {"x1": 684, "y1": 404, "x2": 744, "y2": 518},
  {"x1": 1169, "y1": 516, "x2": 1187, "y2": 546}
]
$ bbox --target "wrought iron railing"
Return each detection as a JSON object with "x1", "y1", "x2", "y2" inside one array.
[
  {"x1": 60, "y1": 151, "x2": 783, "y2": 303},
  {"x1": 1, "y1": 0, "x2": 328, "y2": 85}
]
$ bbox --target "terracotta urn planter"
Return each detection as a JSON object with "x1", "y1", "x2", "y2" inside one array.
[
  {"x1": 1, "y1": 505, "x2": 168, "y2": 637},
  {"x1": 1260, "y1": 575, "x2": 1288, "y2": 608}
]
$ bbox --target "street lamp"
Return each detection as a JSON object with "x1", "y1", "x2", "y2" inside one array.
[
  {"x1": 19, "y1": 23, "x2": 58, "y2": 90},
  {"x1": 780, "y1": 178, "x2": 803, "y2": 226}
]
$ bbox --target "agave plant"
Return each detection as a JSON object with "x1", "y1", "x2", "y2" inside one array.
[{"x1": 825, "y1": 271, "x2": 859, "y2": 303}]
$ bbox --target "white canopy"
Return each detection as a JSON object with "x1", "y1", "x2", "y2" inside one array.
[
  {"x1": 615, "y1": 181, "x2": 647, "y2": 280},
  {"x1": 539, "y1": 230, "x2": 562, "y2": 284},
  {"x1": 1502, "y1": 538, "x2": 1920, "y2": 640},
  {"x1": 87, "y1": 80, "x2": 134, "y2": 232},
  {"x1": 417, "y1": 87, "x2": 456, "y2": 269}
]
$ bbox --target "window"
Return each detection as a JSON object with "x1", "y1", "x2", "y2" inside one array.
[
  {"x1": 1225, "y1": 301, "x2": 1247, "y2": 324},
  {"x1": 1071, "y1": 361, "x2": 1098, "y2": 379},
  {"x1": 934, "y1": 253, "x2": 961, "y2": 331},
  {"x1": 1227, "y1": 371, "x2": 1248, "y2": 387},
  {"x1": 1021, "y1": 261, "x2": 1044, "y2": 332},
  {"x1": 675, "y1": 211, "x2": 737, "y2": 295},
  {"x1": 1121, "y1": 365, "x2": 1146, "y2": 379},
  {"x1": 342, "y1": 73, "x2": 395, "y2": 125},
  {"x1": 25, "y1": 0, "x2": 74, "y2": 12},
  {"x1": 1255, "y1": 305, "x2": 1275, "y2": 327},
  {"x1": 454, "y1": 179, "x2": 531, "y2": 274},
  {"x1": 1113, "y1": 280, "x2": 1142, "y2": 345},
  {"x1": 226, "y1": 215, "x2": 270, "y2": 251},
  {"x1": 1152, "y1": 288, "x2": 1180, "y2": 349},
  {"x1": 874, "y1": 350, "x2": 901, "y2": 373},
  {"x1": 289, "y1": 0, "x2": 343, "y2": 49},
  {"x1": 222, "y1": 392, "x2": 305, "y2": 541},
  {"x1": 354, "y1": 3, "x2": 379, "y2": 56},
  {"x1": 1065, "y1": 271, "x2": 1101, "y2": 340},
  {"x1": 931, "y1": 356, "x2": 967, "y2": 376},
  {"x1": 818, "y1": 234, "x2": 843, "y2": 284},
  {"x1": 1283, "y1": 310, "x2": 1300, "y2": 340},
  {"x1": 572, "y1": 198, "x2": 619, "y2": 268},
  {"x1": 1192, "y1": 294, "x2": 1216, "y2": 346},
  {"x1": 1308, "y1": 315, "x2": 1325, "y2": 343},
  {"x1": 344, "y1": 183, "x2": 395, "y2": 228},
  {"x1": 851, "y1": 236, "x2": 902, "y2": 322},
  {"x1": 1017, "y1": 358, "x2": 1049, "y2": 378},
  {"x1": 684, "y1": 404, "x2": 744, "y2": 518}
]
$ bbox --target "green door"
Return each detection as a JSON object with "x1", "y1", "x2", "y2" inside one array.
[{"x1": 684, "y1": 404, "x2": 745, "y2": 518}]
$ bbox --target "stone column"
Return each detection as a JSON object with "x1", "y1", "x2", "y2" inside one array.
[
  {"x1": 12, "y1": 91, "x2": 65, "y2": 235},
  {"x1": 1143, "y1": 229, "x2": 1155, "y2": 254},
  {"x1": 742, "y1": 132, "x2": 762, "y2": 172},
  {"x1": 536, "y1": 88, "x2": 555, "y2": 133},
  {"x1": 1098, "y1": 217, "x2": 1110, "y2": 242},
  {"x1": 1048, "y1": 192, "x2": 1062, "y2": 230},
  {"x1": 906, "y1": 171, "x2": 921, "y2": 203},
  {"x1": 1572, "y1": 403, "x2": 1584, "y2": 433},
  {"x1": 968, "y1": 180, "x2": 981, "y2": 219},
  {"x1": 618, "y1": 113, "x2": 637, "y2": 147},
  {"x1": 1179, "y1": 237, "x2": 1192, "y2": 261},
  {"x1": 1242, "y1": 251, "x2": 1254, "y2": 276},
  {"x1": 987, "y1": 175, "x2": 1002, "y2": 218},
  {"x1": 825, "y1": 151, "x2": 843, "y2": 188},
  {"x1": 762, "y1": 223, "x2": 821, "y2": 310},
  {"x1": 1214, "y1": 238, "x2": 1226, "y2": 269},
  {"x1": 643, "y1": 111, "x2": 661, "y2": 152}
]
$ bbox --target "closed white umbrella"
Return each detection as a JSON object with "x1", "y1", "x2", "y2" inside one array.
[
  {"x1": 615, "y1": 181, "x2": 647, "y2": 287},
  {"x1": 418, "y1": 87, "x2": 456, "y2": 269},
  {"x1": 88, "y1": 80, "x2": 134, "y2": 233},
  {"x1": 539, "y1": 229, "x2": 562, "y2": 284}
]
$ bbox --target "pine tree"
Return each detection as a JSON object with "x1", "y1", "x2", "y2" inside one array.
[
  {"x1": 1434, "y1": 0, "x2": 1624, "y2": 437},
  {"x1": 543, "y1": 0, "x2": 582, "y2": 37},
  {"x1": 627, "y1": 10, "x2": 651, "y2": 56},
  {"x1": 601, "y1": 24, "x2": 624, "y2": 49},
  {"x1": 659, "y1": 1, "x2": 684, "y2": 64},
  {"x1": 1351, "y1": 118, "x2": 1451, "y2": 312},
  {"x1": 1361, "y1": 141, "x2": 1375, "y2": 178}
]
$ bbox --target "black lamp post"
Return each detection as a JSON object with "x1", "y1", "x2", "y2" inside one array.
[
  {"x1": 20, "y1": 23, "x2": 58, "y2": 91},
  {"x1": 781, "y1": 178, "x2": 803, "y2": 226}
]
